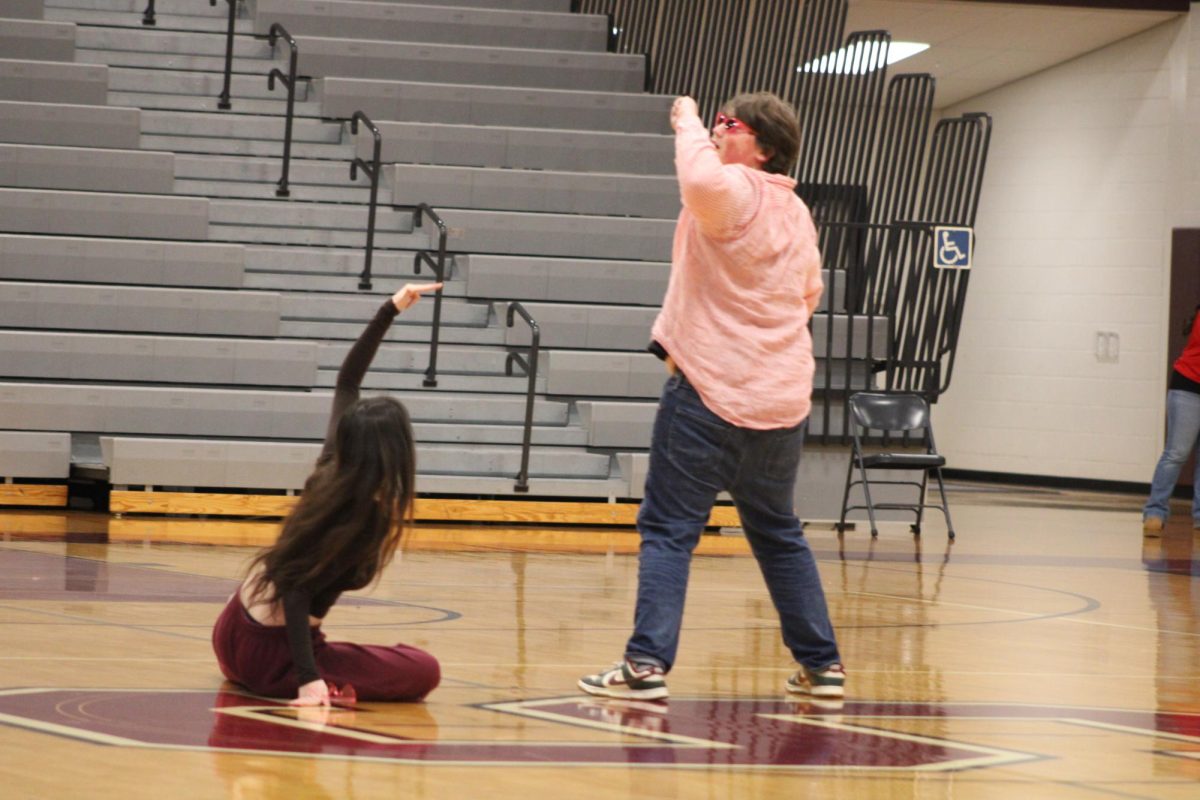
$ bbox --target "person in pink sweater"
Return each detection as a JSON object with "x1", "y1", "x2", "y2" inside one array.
[{"x1": 579, "y1": 92, "x2": 844, "y2": 701}]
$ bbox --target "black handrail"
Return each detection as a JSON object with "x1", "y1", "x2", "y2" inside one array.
[
  {"x1": 348, "y1": 111, "x2": 382, "y2": 291},
  {"x1": 408, "y1": 203, "x2": 449, "y2": 388},
  {"x1": 142, "y1": 0, "x2": 155, "y2": 25},
  {"x1": 505, "y1": 302, "x2": 540, "y2": 494},
  {"x1": 266, "y1": 23, "x2": 298, "y2": 198},
  {"x1": 210, "y1": 0, "x2": 236, "y2": 110}
]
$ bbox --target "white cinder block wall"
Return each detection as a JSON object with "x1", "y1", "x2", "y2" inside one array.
[{"x1": 931, "y1": 16, "x2": 1200, "y2": 484}]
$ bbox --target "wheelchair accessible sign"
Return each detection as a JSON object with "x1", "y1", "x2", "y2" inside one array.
[{"x1": 933, "y1": 226, "x2": 973, "y2": 270}]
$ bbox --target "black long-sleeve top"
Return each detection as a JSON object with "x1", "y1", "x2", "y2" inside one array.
[{"x1": 281, "y1": 299, "x2": 400, "y2": 687}]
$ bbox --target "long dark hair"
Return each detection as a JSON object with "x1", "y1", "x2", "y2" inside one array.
[
  {"x1": 1185, "y1": 304, "x2": 1200, "y2": 337},
  {"x1": 248, "y1": 396, "x2": 416, "y2": 602}
]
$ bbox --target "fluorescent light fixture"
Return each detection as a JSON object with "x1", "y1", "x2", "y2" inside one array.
[{"x1": 800, "y1": 41, "x2": 930, "y2": 74}]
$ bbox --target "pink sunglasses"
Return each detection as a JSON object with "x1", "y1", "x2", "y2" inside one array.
[{"x1": 714, "y1": 112, "x2": 756, "y2": 136}]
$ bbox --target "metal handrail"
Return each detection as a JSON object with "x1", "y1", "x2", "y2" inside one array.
[
  {"x1": 505, "y1": 302, "x2": 540, "y2": 494},
  {"x1": 408, "y1": 203, "x2": 449, "y2": 388},
  {"x1": 142, "y1": 0, "x2": 155, "y2": 25},
  {"x1": 209, "y1": 0, "x2": 237, "y2": 110},
  {"x1": 348, "y1": 110, "x2": 382, "y2": 291},
  {"x1": 266, "y1": 23, "x2": 299, "y2": 198}
]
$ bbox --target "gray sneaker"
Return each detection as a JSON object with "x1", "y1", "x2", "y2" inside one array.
[
  {"x1": 786, "y1": 663, "x2": 846, "y2": 698},
  {"x1": 579, "y1": 659, "x2": 668, "y2": 700}
]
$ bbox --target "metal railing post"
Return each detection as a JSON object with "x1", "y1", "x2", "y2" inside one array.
[
  {"x1": 266, "y1": 23, "x2": 298, "y2": 198},
  {"x1": 142, "y1": 0, "x2": 155, "y2": 26},
  {"x1": 349, "y1": 111, "x2": 382, "y2": 291},
  {"x1": 505, "y1": 302, "x2": 540, "y2": 494},
  {"x1": 410, "y1": 204, "x2": 448, "y2": 388},
  {"x1": 210, "y1": 0, "x2": 237, "y2": 110}
]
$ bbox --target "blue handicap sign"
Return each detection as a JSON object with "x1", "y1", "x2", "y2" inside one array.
[{"x1": 933, "y1": 226, "x2": 972, "y2": 270}]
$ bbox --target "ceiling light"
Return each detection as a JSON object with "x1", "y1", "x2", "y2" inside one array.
[{"x1": 800, "y1": 41, "x2": 930, "y2": 74}]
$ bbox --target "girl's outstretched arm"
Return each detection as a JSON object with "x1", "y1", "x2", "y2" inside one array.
[{"x1": 321, "y1": 283, "x2": 442, "y2": 448}]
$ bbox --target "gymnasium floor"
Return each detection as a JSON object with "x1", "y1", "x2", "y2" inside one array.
[{"x1": 0, "y1": 487, "x2": 1197, "y2": 799}]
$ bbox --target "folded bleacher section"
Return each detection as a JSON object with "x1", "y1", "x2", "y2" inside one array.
[{"x1": 0, "y1": 0, "x2": 986, "y2": 524}]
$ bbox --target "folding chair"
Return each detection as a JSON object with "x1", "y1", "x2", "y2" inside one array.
[{"x1": 836, "y1": 392, "x2": 955, "y2": 539}]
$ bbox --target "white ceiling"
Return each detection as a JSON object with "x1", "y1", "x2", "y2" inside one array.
[{"x1": 844, "y1": 0, "x2": 1185, "y2": 108}]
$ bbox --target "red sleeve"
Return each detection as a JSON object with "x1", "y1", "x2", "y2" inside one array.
[{"x1": 1175, "y1": 310, "x2": 1200, "y2": 383}]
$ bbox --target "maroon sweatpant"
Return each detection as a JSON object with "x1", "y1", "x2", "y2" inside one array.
[{"x1": 211, "y1": 593, "x2": 440, "y2": 702}]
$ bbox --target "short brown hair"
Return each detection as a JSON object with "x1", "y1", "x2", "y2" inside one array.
[{"x1": 724, "y1": 92, "x2": 800, "y2": 175}]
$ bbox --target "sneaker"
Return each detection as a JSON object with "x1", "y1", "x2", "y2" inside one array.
[
  {"x1": 578, "y1": 659, "x2": 668, "y2": 700},
  {"x1": 1143, "y1": 517, "x2": 1164, "y2": 537},
  {"x1": 786, "y1": 663, "x2": 846, "y2": 698}
]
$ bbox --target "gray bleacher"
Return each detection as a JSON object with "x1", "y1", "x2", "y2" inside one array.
[
  {"x1": 294, "y1": 36, "x2": 645, "y2": 92},
  {"x1": 0, "y1": 18, "x2": 75, "y2": 61},
  {"x1": 0, "y1": 101, "x2": 140, "y2": 148},
  {"x1": 388, "y1": 164, "x2": 679, "y2": 218},
  {"x1": 0, "y1": 282, "x2": 280, "y2": 336},
  {"x1": 175, "y1": 154, "x2": 377, "y2": 203},
  {"x1": 339, "y1": 0, "x2": 572, "y2": 10},
  {"x1": 1, "y1": 383, "x2": 570, "y2": 437},
  {"x1": 0, "y1": 235, "x2": 244, "y2": 287},
  {"x1": 43, "y1": 0, "x2": 256, "y2": 34},
  {"x1": 363, "y1": 121, "x2": 675, "y2": 174},
  {"x1": 0, "y1": 144, "x2": 173, "y2": 193},
  {"x1": 0, "y1": 431, "x2": 71, "y2": 479},
  {"x1": 74, "y1": 24, "x2": 278, "y2": 72},
  {"x1": 460, "y1": 255, "x2": 670, "y2": 306},
  {"x1": 101, "y1": 436, "x2": 611, "y2": 490},
  {"x1": 4, "y1": 0, "x2": 45, "y2": 19},
  {"x1": 0, "y1": 188, "x2": 208, "y2": 239},
  {"x1": 436, "y1": 209, "x2": 675, "y2": 261},
  {"x1": 252, "y1": 0, "x2": 608, "y2": 51},
  {"x1": 320, "y1": 77, "x2": 673, "y2": 134},
  {"x1": 0, "y1": 330, "x2": 317, "y2": 386},
  {"x1": 0, "y1": 0, "x2": 889, "y2": 511},
  {"x1": 0, "y1": 59, "x2": 107, "y2": 104}
]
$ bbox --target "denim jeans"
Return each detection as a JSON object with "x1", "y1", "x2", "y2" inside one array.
[
  {"x1": 1144, "y1": 389, "x2": 1200, "y2": 523},
  {"x1": 625, "y1": 373, "x2": 841, "y2": 672}
]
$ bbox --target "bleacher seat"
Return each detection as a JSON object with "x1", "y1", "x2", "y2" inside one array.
[
  {"x1": 0, "y1": 188, "x2": 208, "y2": 239},
  {"x1": 0, "y1": 18, "x2": 75, "y2": 61},
  {"x1": 0, "y1": 59, "x2": 107, "y2": 104},
  {"x1": 0, "y1": 144, "x2": 173, "y2": 194},
  {"x1": 252, "y1": 0, "x2": 608, "y2": 51},
  {"x1": 0, "y1": 101, "x2": 140, "y2": 148},
  {"x1": 0, "y1": 235, "x2": 244, "y2": 287}
]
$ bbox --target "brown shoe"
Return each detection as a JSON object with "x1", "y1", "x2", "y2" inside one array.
[{"x1": 1143, "y1": 517, "x2": 1164, "y2": 536}]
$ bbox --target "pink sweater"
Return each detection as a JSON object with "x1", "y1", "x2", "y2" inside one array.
[{"x1": 651, "y1": 113, "x2": 824, "y2": 429}]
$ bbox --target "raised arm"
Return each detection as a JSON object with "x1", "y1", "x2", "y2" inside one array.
[
  {"x1": 671, "y1": 97, "x2": 759, "y2": 239},
  {"x1": 321, "y1": 283, "x2": 443, "y2": 447}
]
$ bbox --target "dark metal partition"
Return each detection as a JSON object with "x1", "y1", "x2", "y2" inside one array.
[{"x1": 573, "y1": 0, "x2": 993, "y2": 444}]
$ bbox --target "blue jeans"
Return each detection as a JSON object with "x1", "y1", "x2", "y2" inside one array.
[
  {"x1": 1144, "y1": 389, "x2": 1200, "y2": 523},
  {"x1": 625, "y1": 373, "x2": 841, "y2": 672}
]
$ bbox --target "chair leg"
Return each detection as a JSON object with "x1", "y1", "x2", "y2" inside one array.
[
  {"x1": 836, "y1": 454, "x2": 856, "y2": 534},
  {"x1": 933, "y1": 467, "x2": 955, "y2": 540},
  {"x1": 911, "y1": 468, "x2": 930, "y2": 535},
  {"x1": 857, "y1": 462, "x2": 879, "y2": 538}
]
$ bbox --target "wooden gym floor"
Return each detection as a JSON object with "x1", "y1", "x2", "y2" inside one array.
[{"x1": 0, "y1": 485, "x2": 1197, "y2": 799}]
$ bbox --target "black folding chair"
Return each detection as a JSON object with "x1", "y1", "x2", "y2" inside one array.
[{"x1": 836, "y1": 392, "x2": 955, "y2": 539}]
